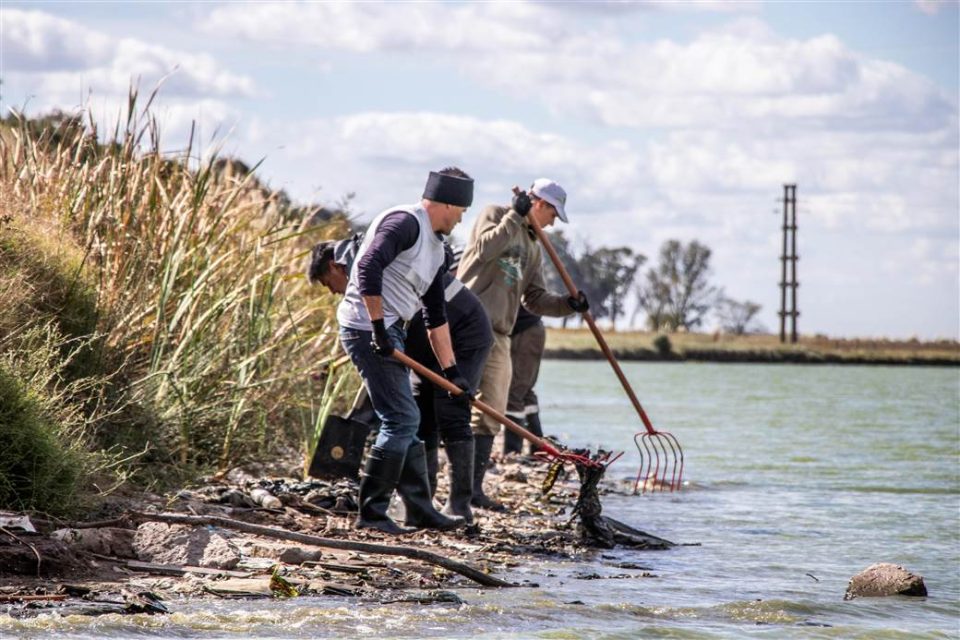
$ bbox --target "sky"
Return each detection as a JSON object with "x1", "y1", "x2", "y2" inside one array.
[{"x1": 1, "y1": 0, "x2": 958, "y2": 339}]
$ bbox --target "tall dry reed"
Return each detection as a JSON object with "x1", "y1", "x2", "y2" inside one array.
[{"x1": 0, "y1": 88, "x2": 355, "y2": 476}]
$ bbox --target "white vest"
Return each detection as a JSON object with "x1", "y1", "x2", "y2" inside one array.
[{"x1": 336, "y1": 205, "x2": 445, "y2": 331}]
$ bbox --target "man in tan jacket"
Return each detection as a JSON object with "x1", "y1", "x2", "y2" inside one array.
[{"x1": 456, "y1": 179, "x2": 589, "y2": 510}]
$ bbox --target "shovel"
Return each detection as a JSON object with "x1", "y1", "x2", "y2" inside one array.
[
  {"x1": 307, "y1": 385, "x2": 376, "y2": 481},
  {"x1": 391, "y1": 350, "x2": 606, "y2": 470},
  {"x1": 516, "y1": 187, "x2": 685, "y2": 493}
]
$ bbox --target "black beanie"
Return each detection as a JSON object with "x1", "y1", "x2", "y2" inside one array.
[{"x1": 422, "y1": 171, "x2": 474, "y2": 207}]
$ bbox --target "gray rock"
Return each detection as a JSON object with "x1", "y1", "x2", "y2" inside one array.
[
  {"x1": 845, "y1": 563, "x2": 927, "y2": 600},
  {"x1": 133, "y1": 522, "x2": 240, "y2": 570},
  {"x1": 52, "y1": 527, "x2": 137, "y2": 558},
  {"x1": 278, "y1": 547, "x2": 324, "y2": 565}
]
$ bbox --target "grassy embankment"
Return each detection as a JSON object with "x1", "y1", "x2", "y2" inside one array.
[
  {"x1": 0, "y1": 98, "x2": 356, "y2": 516},
  {"x1": 546, "y1": 328, "x2": 960, "y2": 366}
]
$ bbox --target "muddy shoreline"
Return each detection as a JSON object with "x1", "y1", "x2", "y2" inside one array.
[{"x1": 0, "y1": 455, "x2": 668, "y2": 620}]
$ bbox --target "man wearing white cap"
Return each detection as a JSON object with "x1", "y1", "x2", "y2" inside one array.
[{"x1": 456, "y1": 179, "x2": 589, "y2": 511}]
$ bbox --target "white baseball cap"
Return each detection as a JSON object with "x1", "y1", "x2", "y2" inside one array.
[{"x1": 531, "y1": 178, "x2": 568, "y2": 223}]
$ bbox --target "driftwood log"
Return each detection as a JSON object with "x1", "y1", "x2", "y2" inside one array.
[{"x1": 128, "y1": 512, "x2": 514, "y2": 588}]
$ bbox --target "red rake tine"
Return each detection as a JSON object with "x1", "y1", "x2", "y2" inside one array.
[
  {"x1": 633, "y1": 430, "x2": 684, "y2": 494},
  {"x1": 535, "y1": 447, "x2": 603, "y2": 469},
  {"x1": 602, "y1": 450, "x2": 624, "y2": 468}
]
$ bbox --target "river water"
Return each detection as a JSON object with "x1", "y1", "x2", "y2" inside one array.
[{"x1": 3, "y1": 362, "x2": 958, "y2": 639}]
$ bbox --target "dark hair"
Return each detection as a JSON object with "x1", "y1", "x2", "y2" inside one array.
[
  {"x1": 438, "y1": 166, "x2": 471, "y2": 180},
  {"x1": 307, "y1": 241, "x2": 336, "y2": 284}
]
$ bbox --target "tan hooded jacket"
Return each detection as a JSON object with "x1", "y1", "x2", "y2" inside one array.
[{"x1": 457, "y1": 205, "x2": 572, "y2": 335}]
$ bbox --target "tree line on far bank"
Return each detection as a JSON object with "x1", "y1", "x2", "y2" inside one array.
[{"x1": 543, "y1": 232, "x2": 763, "y2": 335}]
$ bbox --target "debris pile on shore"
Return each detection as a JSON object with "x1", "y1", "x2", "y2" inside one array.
[{"x1": 0, "y1": 452, "x2": 673, "y2": 619}]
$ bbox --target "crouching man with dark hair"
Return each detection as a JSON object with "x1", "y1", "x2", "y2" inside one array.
[{"x1": 307, "y1": 233, "x2": 362, "y2": 294}]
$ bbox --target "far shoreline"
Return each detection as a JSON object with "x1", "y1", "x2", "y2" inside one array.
[{"x1": 544, "y1": 328, "x2": 960, "y2": 367}]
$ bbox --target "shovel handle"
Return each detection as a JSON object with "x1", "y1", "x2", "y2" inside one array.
[
  {"x1": 516, "y1": 186, "x2": 657, "y2": 435},
  {"x1": 390, "y1": 350, "x2": 564, "y2": 458}
]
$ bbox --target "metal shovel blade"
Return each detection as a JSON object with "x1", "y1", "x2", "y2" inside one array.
[{"x1": 307, "y1": 414, "x2": 371, "y2": 481}]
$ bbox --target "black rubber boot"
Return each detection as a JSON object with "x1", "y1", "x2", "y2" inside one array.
[
  {"x1": 502, "y1": 415, "x2": 525, "y2": 455},
  {"x1": 524, "y1": 412, "x2": 543, "y2": 455},
  {"x1": 471, "y1": 434, "x2": 506, "y2": 511},
  {"x1": 398, "y1": 442, "x2": 464, "y2": 530},
  {"x1": 356, "y1": 447, "x2": 413, "y2": 535},
  {"x1": 441, "y1": 439, "x2": 475, "y2": 524},
  {"x1": 426, "y1": 445, "x2": 439, "y2": 498}
]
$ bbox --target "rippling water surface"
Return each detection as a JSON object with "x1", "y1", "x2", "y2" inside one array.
[{"x1": 3, "y1": 362, "x2": 958, "y2": 639}]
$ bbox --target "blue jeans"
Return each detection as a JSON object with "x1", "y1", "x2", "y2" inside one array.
[{"x1": 340, "y1": 323, "x2": 419, "y2": 455}]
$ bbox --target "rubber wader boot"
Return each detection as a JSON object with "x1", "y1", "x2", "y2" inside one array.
[
  {"x1": 398, "y1": 442, "x2": 464, "y2": 530},
  {"x1": 441, "y1": 439, "x2": 475, "y2": 524},
  {"x1": 502, "y1": 414, "x2": 525, "y2": 455},
  {"x1": 471, "y1": 434, "x2": 506, "y2": 511},
  {"x1": 525, "y1": 411, "x2": 543, "y2": 455},
  {"x1": 426, "y1": 445, "x2": 439, "y2": 498},
  {"x1": 356, "y1": 447, "x2": 413, "y2": 535}
]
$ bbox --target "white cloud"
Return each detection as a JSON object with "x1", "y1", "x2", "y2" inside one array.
[
  {"x1": 1, "y1": 8, "x2": 255, "y2": 99},
  {"x1": 199, "y1": 6, "x2": 954, "y2": 134},
  {"x1": 914, "y1": 0, "x2": 950, "y2": 15},
  {"x1": 234, "y1": 111, "x2": 646, "y2": 221},
  {"x1": 1, "y1": 8, "x2": 113, "y2": 71},
  {"x1": 4, "y1": 3, "x2": 956, "y2": 337},
  {"x1": 530, "y1": 0, "x2": 753, "y2": 14},
  {"x1": 468, "y1": 17, "x2": 956, "y2": 135},
  {"x1": 201, "y1": 2, "x2": 557, "y2": 53}
]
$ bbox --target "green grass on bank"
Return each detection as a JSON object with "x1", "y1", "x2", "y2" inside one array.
[
  {"x1": 0, "y1": 98, "x2": 357, "y2": 515},
  {"x1": 546, "y1": 328, "x2": 960, "y2": 365}
]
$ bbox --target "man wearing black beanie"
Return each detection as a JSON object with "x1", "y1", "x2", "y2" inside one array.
[{"x1": 337, "y1": 167, "x2": 475, "y2": 535}]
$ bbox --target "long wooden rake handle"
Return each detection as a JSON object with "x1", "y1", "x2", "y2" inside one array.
[
  {"x1": 519, "y1": 188, "x2": 658, "y2": 436},
  {"x1": 391, "y1": 350, "x2": 598, "y2": 467}
]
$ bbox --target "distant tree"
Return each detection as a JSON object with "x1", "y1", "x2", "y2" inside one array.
[
  {"x1": 652, "y1": 334, "x2": 672, "y2": 356},
  {"x1": 3, "y1": 109, "x2": 89, "y2": 153},
  {"x1": 542, "y1": 230, "x2": 584, "y2": 328},
  {"x1": 635, "y1": 239, "x2": 719, "y2": 332},
  {"x1": 577, "y1": 246, "x2": 645, "y2": 330},
  {"x1": 715, "y1": 296, "x2": 763, "y2": 335}
]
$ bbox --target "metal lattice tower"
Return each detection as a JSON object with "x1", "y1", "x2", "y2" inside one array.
[{"x1": 778, "y1": 184, "x2": 799, "y2": 343}]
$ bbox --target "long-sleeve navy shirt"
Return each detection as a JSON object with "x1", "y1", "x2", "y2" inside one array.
[{"x1": 356, "y1": 211, "x2": 448, "y2": 329}]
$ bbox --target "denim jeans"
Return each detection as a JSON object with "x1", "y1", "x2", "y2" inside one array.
[{"x1": 340, "y1": 323, "x2": 419, "y2": 455}]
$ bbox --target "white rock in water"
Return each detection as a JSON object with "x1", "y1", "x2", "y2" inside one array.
[{"x1": 845, "y1": 563, "x2": 927, "y2": 600}]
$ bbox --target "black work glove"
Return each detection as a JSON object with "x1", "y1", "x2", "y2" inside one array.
[
  {"x1": 442, "y1": 364, "x2": 473, "y2": 401},
  {"x1": 511, "y1": 190, "x2": 532, "y2": 217},
  {"x1": 371, "y1": 319, "x2": 394, "y2": 357},
  {"x1": 568, "y1": 291, "x2": 590, "y2": 313}
]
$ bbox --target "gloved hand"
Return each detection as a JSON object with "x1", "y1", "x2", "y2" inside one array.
[
  {"x1": 567, "y1": 291, "x2": 590, "y2": 313},
  {"x1": 511, "y1": 190, "x2": 532, "y2": 217},
  {"x1": 442, "y1": 364, "x2": 473, "y2": 401},
  {"x1": 371, "y1": 319, "x2": 394, "y2": 357}
]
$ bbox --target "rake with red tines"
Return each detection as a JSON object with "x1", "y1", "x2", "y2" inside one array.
[
  {"x1": 631, "y1": 409, "x2": 684, "y2": 494},
  {"x1": 392, "y1": 351, "x2": 606, "y2": 470},
  {"x1": 514, "y1": 186, "x2": 686, "y2": 494}
]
